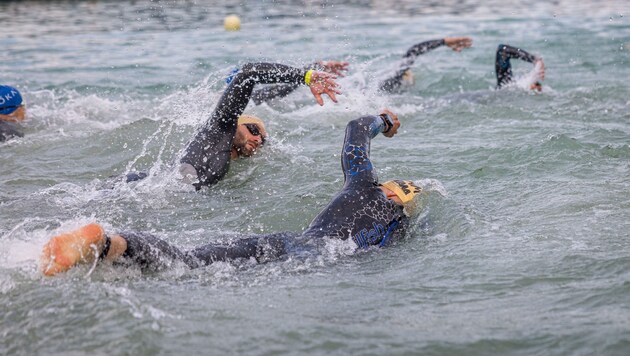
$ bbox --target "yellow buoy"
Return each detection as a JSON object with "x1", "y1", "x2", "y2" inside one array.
[{"x1": 224, "y1": 15, "x2": 241, "y2": 31}]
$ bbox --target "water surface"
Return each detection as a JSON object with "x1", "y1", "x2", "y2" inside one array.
[{"x1": 1, "y1": 0, "x2": 630, "y2": 354}]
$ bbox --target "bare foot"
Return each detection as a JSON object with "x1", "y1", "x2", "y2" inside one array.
[{"x1": 40, "y1": 223, "x2": 105, "y2": 276}]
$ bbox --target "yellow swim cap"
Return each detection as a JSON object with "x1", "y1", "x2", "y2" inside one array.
[
  {"x1": 382, "y1": 180, "x2": 422, "y2": 216},
  {"x1": 382, "y1": 180, "x2": 421, "y2": 203},
  {"x1": 237, "y1": 115, "x2": 267, "y2": 138}
]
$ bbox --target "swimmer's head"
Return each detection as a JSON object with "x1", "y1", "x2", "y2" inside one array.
[
  {"x1": 233, "y1": 115, "x2": 268, "y2": 157},
  {"x1": 381, "y1": 180, "x2": 422, "y2": 216},
  {"x1": 0, "y1": 85, "x2": 25, "y2": 122},
  {"x1": 530, "y1": 81, "x2": 542, "y2": 92}
]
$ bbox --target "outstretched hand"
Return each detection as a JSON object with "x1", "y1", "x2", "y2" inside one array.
[
  {"x1": 444, "y1": 37, "x2": 473, "y2": 52},
  {"x1": 318, "y1": 60, "x2": 350, "y2": 76},
  {"x1": 309, "y1": 71, "x2": 341, "y2": 106},
  {"x1": 380, "y1": 109, "x2": 400, "y2": 138},
  {"x1": 534, "y1": 58, "x2": 545, "y2": 81}
]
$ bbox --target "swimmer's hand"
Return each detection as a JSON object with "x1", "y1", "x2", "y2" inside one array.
[
  {"x1": 309, "y1": 71, "x2": 341, "y2": 106},
  {"x1": 534, "y1": 58, "x2": 545, "y2": 81},
  {"x1": 318, "y1": 60, "x2": 350, "y2": 77},
  {"x1": 530, "y1": 58, "x2": 545, "y2": 91},
  {"x1": 444, "y1": 37, "x2": 473, "y2": 52},
  {"x1": 380, "y1": 109, "x2": 400, "y2": 138}
]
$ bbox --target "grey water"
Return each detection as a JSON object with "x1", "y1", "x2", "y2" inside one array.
[{"x1": 1, "y1": 0, "x2": 630, "y2": 354}]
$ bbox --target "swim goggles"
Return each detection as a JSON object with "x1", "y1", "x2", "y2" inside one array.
[{"x1": 243, "y1": 123, "x2": 267, "y2": 145}]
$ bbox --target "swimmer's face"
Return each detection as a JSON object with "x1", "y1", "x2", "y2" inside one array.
[
  {"x1": 380, "y1": 185, "x2": 403, "y2": 206},
  {"x1": 0, "y1": 105, "x2": 26, "y2": 122},
  {"x1": 530, "y1": 82, "x2": 542, "y2": 92},
  {"x1": 234, "y1": 123, "x2": 266, "y2": 157}
]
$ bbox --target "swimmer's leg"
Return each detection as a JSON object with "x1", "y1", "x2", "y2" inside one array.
[
  {"x1": 118, "y1": 231, "x2": 199, "y2": 271},
  {"x1": 40, "y1": 223, "x2": 126, "y2": 276},
  {"x1": 188, "y1": 234, "x2": 289, "y2": 266},
  {"x1": 40, "y1": 224, "x2": 191, "y2": 276},
  {"x1": 41, "y1": 227, "x2": 290, "y2": 276}
]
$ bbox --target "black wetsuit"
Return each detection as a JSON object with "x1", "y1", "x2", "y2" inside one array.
[
  {"x1": 249, "y1": 63, "x2": 325, "y2": 106},
  {"x1": 179, "y1": 63, "x2": 311, "y2": 189},
  {"x1": 301, "y1": 115, "x2": 407, "y2": 246},
  {"x1": 379, "y1": 39, "x2": 447, "y2": 93},
  {"x1": 0, "y1": 121, "x2": 23, "y2": 142},
  {"x1": 495, "y1": 44, "x2": 538, "y2": 88},
  {"x1": 117, "y1": 115, "x2": 408, "y2": 271},
  {"x1": 126, "y1": 63, "x2": 311, "y2": 187}
]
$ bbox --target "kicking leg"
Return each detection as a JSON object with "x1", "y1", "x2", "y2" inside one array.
[{"x1": 40, "y1": 224, "x2": 127, "y2": 276}]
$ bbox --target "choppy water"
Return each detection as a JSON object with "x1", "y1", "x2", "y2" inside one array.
[{"x1": 1, "y1": 0, "x2": 630, "y2": 354}]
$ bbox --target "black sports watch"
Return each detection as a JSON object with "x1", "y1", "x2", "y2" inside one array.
[{"x1": 379, "y1": 113, "x2": 394, "y2": 133}]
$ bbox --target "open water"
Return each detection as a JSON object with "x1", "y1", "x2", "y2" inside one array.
[{"x1": 1, "y1": 0, "x2": 630, "y2": 354}]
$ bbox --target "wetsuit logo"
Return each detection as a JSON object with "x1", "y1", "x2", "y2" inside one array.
[{"x1": 352, "y1": 222, "x2": 385, "y2": 248}]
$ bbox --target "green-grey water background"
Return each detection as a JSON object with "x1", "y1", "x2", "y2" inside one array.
[{"x1": 1, "y1": 0, "x2": 630, "y2": 354}]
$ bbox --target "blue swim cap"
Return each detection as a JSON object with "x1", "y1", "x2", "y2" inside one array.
[{"x1": 0, "y1": 85, "x2": 23, "y2": 115}]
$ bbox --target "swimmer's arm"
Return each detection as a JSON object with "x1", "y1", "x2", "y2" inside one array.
[
  {"x1": 495, "y1": 44, "x2": 539, "y2": 87},
  {"x1": 403, "y1": 39, "x2": 447, "y2": 59},
  {"x1": 251, "y1": 61, "x2": 348, "y2": 105},
  {"x1": 380, "y1": 38, "x2": 471, "y2": 92},
  {"x1": 251, "y1": 82, "x2": 302, "y2": 105},
  {"x1": 251, "y1": 63, "x2": 322, "y2": 105},
  {"x1": 497, "y1": 44, "x2": 538, "y2": 63},
  {"x1": 340, "y1": 115, "x2": 387, "y2": 185}
]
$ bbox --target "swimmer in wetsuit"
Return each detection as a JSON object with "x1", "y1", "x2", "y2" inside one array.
[
  {"x1": 0, "y1": 85, "x2": 26, "y2": 142},
  {"x1": 40, "y1": 110, "x2": 424, "y2": 276},
  {"x1": 495, "y1": 44, "x2": 545, "y2": 91},
  {"x1": 378, "y1": 37, "x2": 473, "y2": 93},
  {"x1": 126, "y1": 62, "x2": 340, "y2": 188}
]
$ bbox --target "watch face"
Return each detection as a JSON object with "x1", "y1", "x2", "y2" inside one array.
[{"x1": 380, "y1": 114, "x2": 393, "y2": 131}]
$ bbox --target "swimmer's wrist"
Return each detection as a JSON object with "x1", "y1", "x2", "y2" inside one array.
[
  {"x1": 304, "y1": 70, "x2": 314, "y2": 86},
  {"x1": 379, "y1": 113, "x2": 393, "y2": 133}
]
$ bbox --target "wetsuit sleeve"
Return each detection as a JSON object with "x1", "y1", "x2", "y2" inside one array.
[
  {"x1": 251, "y1": 83, "x2": 301, "y2": 105},
  {"x1": 495, "y1": 44, "x2": 538, "y2": 88},
  {"x1": 379, "y1": 39, "x2": 446, "y2": 92},
  {"x1": 402, "y1": 39, "x2": 447, "y2": 59},
  {"x1": 0, "y1": 121, "x2": 24, "y2": 142},
  {"x1": 251, "y1": 63, "x2": 325, "y2": 105},
  {"x1": 341, "y1": 115, "x2": 386, "y2": 186},
  {"x1": 180, "y1": 63, "x2": 308, "y2": 188}
]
